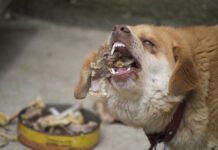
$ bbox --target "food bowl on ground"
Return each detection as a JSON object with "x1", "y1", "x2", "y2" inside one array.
[{"x1": 17, "y1": 104, "x2": 101, "y2": 150}]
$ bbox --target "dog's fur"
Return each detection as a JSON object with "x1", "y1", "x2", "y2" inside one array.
[{"x1": 74, "y1": 25, "x2": 218, "y2": 150}]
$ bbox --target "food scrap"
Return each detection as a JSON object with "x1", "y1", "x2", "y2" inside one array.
[
  {"x1": 90, "y1": 44, "x2": 136, "y2": 78},
  {"x1": 89, "y1": 44, "x2": 136, "y2": 96},
  {"x1": 0, "y1": 97, "x2": 46, "y2": 147},
  {"x1": 21, "y1": 101, "x2": 97, "y2": 135},
  {"x1": 0, "y1": 113, "x2": 9, "y2": 126}
]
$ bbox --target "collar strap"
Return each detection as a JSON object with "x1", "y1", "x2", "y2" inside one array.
[{"x1": 146, "y1": 101, "x2": 186, "y2": 150}]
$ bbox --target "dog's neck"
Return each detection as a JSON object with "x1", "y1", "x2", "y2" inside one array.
[
  {"x1": 107, "y1": 84, "x2": 209, "y2": 150},
  {"x1": 168, "y1": 89, "x2": 209, "y2": 150},
  {"x1": 145, "y1": 99, "x2": 186, "y2": 150},
  {"x1": 139, "y1": 89, "x2": 184, "y2": 133},
  {"x1": 106, "y1": 77, "x2": 184, "y2": 134}
]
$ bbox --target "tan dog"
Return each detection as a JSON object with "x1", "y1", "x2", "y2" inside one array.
[{"x1": 74, "y1": 25, "x2": 218, "y2": 150}]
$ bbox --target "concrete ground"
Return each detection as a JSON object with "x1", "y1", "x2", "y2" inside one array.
[{"x1": 0, "y1": 18, "x2": 164, "y2": 150}]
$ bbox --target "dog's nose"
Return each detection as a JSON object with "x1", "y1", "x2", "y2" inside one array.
[
  {"x1": 110, "y1": 25, "x2": 131, "y2": 46},
  {"x1": 112, "y1": 25, "x2": 130, "y2": 34}
]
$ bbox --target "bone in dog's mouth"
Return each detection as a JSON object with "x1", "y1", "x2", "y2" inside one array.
[{"x1": 108, "y1": 41, "x2": 141, "y2": 77}]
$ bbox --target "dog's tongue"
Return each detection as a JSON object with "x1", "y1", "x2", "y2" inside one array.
[
  {"x1": 116, "y1": 68, "x2": 128, "y2": 74},
  {"x1": 112, "y1": 67, "x2": 137, "y2": 80}
]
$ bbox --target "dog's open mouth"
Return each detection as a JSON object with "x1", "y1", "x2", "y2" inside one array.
[
  {"x1": 89, "y1": 41, "x2": 142, "y2": 92},
  {"x1": 108, "y1": 42, "x2": 141, "y2": 80}
]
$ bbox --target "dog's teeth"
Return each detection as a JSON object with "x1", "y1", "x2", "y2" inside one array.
[
  {"x1": 127, "y1": 67, "x2": 131, "y2": 71},
  {"x1": 111, "y1": 45, "x2": 116, "y2": 55},
  {"x1": 110, "y1": 68, "x2": 116, "y2": 74},
  {"x1": 115, "y1": 42, "x2": 125, "y2": 47},
  {"x1": 111, "y1": 42, "x2": 125, "y2": 55},
  {"x1": 118, "y1": 43, "x2": 125, "y2": 47}
]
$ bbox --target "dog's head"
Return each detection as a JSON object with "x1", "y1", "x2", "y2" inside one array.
[
  {"x1": 75, "y1": 24, "x2": 198, "y2": 100},
  {"x1": 107, "y1": 24, "x2": 198, "y2": 96}
]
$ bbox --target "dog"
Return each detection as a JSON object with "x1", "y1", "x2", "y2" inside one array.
[{"x1": 74, "y1": 24, "x2": 218, "y2": 150}]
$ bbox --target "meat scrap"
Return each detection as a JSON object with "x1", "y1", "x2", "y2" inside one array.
[
  {"x1": 0, "y1": 113, "x2": 9, "y2": 126},
  {"x1": 68, "y1": 121, "x2": 98, "y2": 134},
  {"x1": 88, "y1": 45, "x2": 135, "y2": 97},
  {"x1": 89, "y1": 45, "x2": 135, "y2": 80},
  {"x1": 21, "y1": 104, "x2": 98, "y2": 135}
]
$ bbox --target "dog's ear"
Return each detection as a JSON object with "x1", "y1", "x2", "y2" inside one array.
[
  {"x1": 74, "y1": 52, "x2": 97, "y2": 99},
  {"x1": 168, "y1": 46, "x2": 198, "y2": 96}
]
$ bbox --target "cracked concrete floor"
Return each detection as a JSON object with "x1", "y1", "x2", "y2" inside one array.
[{"x1": 0, "y1": 18, "x2": 163, "y2": 150}]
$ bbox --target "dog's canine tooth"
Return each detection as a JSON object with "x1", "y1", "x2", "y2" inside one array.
[
  {"x1": 111, "y1": 42, "x2": 125, "y2": 55},
  {"x1": 111, "y1": 44, "x2": 116, "y2": 55},
  {"x1": 127, "y1": 67, "x2": 131, "y2": 71}
]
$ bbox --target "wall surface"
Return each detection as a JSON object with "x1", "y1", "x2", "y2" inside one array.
[{"x1": 8, "y1": 0, "x2": 218, "y2": 28}]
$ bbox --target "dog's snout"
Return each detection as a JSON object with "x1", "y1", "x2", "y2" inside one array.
[
  {"x1": 113, "y1": 25, "x2": 130, "y2": 34},
  {"x1": 111, "y1": 25, "x2": 131, "y2": 46}
]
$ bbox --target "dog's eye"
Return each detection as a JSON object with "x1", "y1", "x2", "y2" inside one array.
[{"x1": 142, "y1": 39, "x2": 155, "y2": 47}]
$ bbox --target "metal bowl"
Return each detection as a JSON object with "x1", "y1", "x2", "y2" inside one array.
[{"x1": 17, "y1": 104, "x2": 101, "y2": 150}]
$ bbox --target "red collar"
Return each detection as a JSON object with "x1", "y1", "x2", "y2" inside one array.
[{"x1": 145, "y1": 101, "x2": 186, "y2": 150}]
